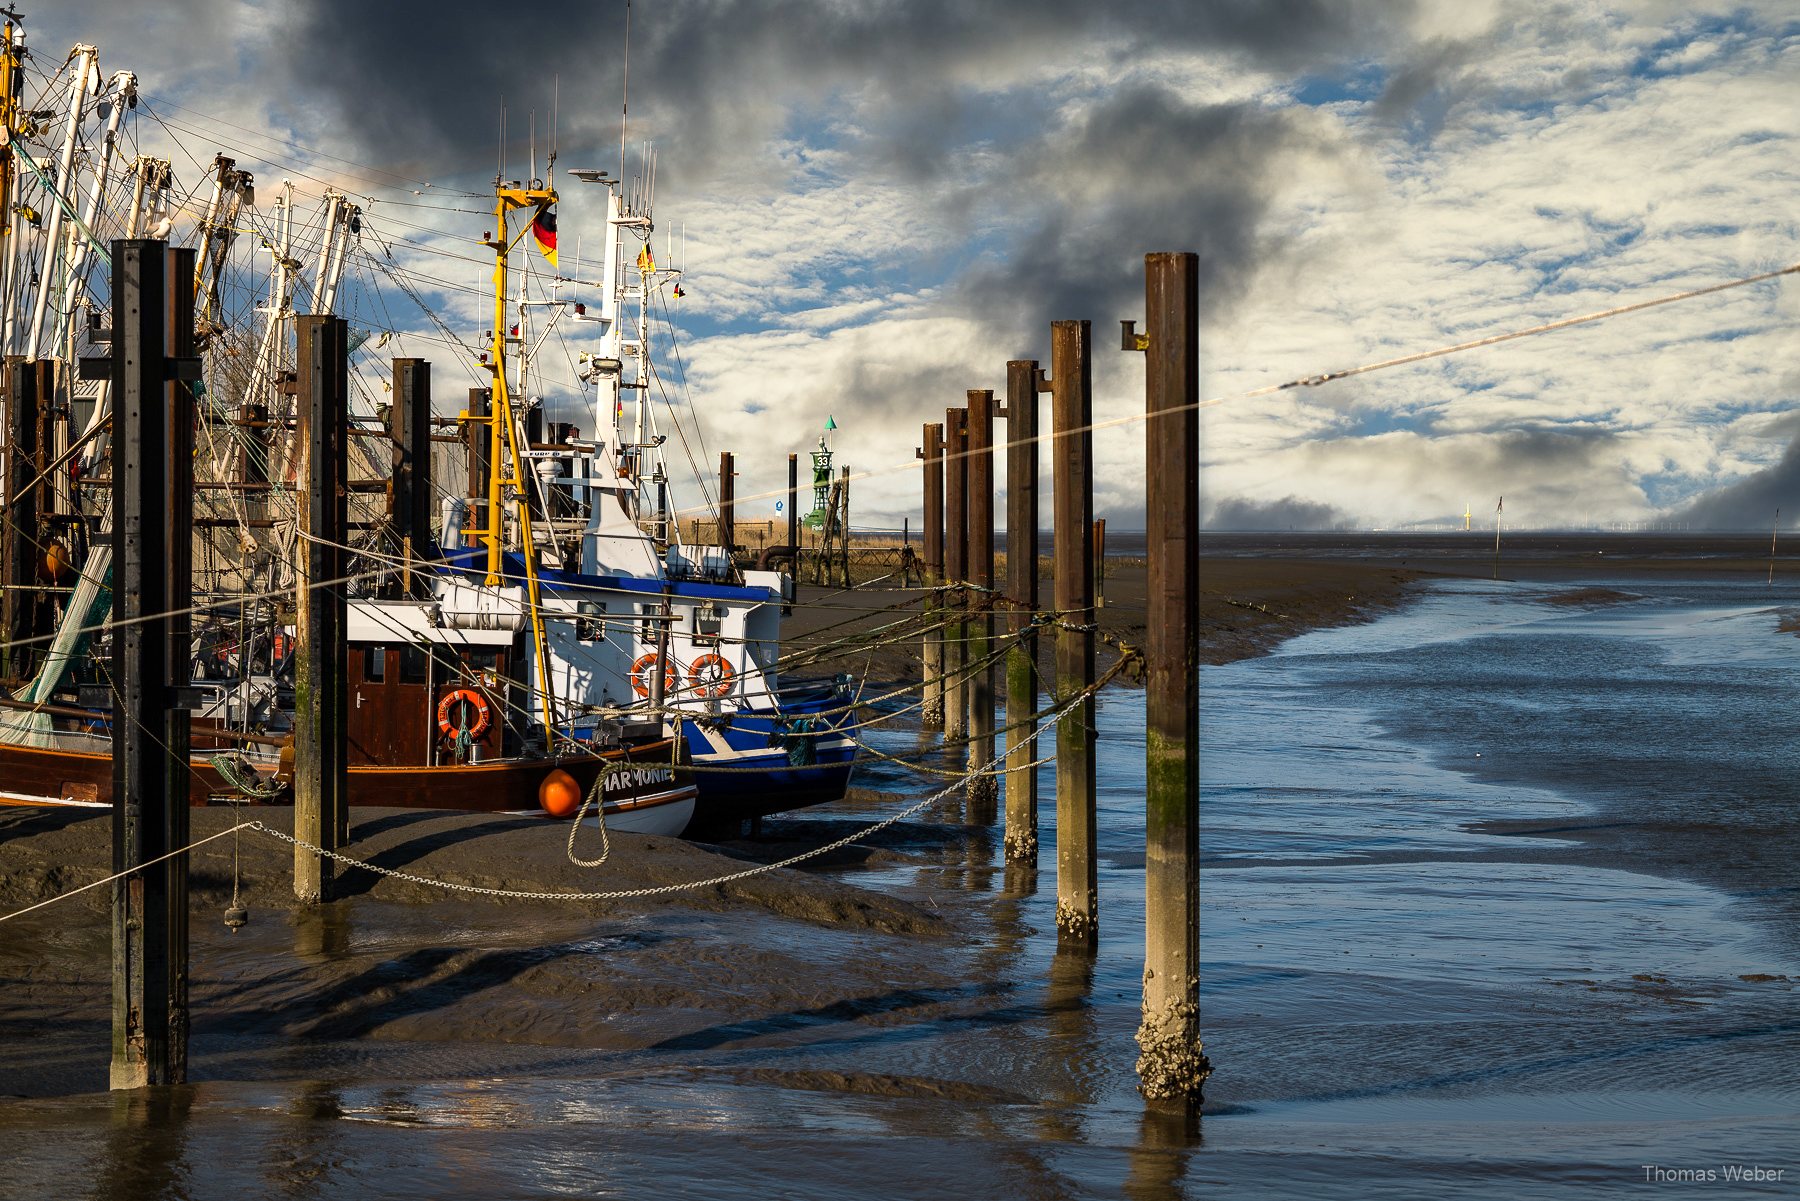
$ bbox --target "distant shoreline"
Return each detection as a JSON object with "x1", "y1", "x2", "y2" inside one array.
[{"x1": 788, "y1": 532, "x2": 1798, "y2": 691}]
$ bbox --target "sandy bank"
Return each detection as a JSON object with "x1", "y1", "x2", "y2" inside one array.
[
  {"x1": 780, "y1": 557, "x2": 1420, "y2": 689},
  {"x1": 0, "y1": 804, "x2": 942, "y2": 934}
]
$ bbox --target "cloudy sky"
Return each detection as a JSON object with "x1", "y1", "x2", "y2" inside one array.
[{"x1": 33, "y1": 0, "x2": 1800, "y2": 530}]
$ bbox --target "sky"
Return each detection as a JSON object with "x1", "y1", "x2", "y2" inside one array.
[{"x1": 30, "y1": 0, "x2": 1800, "y2": 530}]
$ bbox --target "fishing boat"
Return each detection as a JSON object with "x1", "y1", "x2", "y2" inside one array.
[{"x1": 0, "y1": 14, "x2": 853, "y2": 832}]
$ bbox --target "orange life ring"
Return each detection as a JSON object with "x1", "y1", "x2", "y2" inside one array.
[
  {"x1": 688, "y1": 653, "x2": 734, "y2": 699},
  {"x1": 436, "y1": 688, "x2": 491, "y2": 739},
  {"x1": 630, "y1": 653, "x2": 678, "y2": 698}
]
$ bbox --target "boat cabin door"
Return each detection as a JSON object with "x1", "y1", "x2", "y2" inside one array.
[{"x1": 348, "y1": 644, "x2": 433, "y2": 766}]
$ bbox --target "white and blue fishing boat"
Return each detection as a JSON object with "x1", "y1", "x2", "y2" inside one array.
[{"x1": 424, "y1": 154, "x2": 860, "y2": 832}]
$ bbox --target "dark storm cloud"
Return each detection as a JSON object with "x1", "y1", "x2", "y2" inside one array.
[
  {"x1": 954, "y1": 82, "x2": 1344, "y2": 349},
  {"x1": 1207, "y1": 494, "x2": 1351, "y2": 530},
  {"x1": 1675, "y1": 437, "x2": 1800, "y2": 530},
  {"x1": 258, "y1": 0, "x2": 1414, "y2": 183}
]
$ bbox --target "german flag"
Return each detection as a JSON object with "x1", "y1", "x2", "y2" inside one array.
[{"x1": 531, "y1": 206, "x2": 558, "y2": 267}]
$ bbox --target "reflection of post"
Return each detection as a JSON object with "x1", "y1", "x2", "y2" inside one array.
[
  {"x1": 293, "y1": 904, "x2": 352, "y2": 960},
  {"x1": 1003, "y1": 360, "x2": 1042, "y2": 865},
  {"x1": 1128, "y1": 252, "x2": 1209, "y2": 1105},
  {"x1": 100, "y1": 1087, "x2": 195, "y2": 1198},
  {"x1": 1123, "y1": 1105, "x2": 1200, "y2": 1200},
  {"x1": 943, "y1": 407, "x2": 969, "y2": 741},
  {"x1": 1036, "y1": 945, "x2": 1097, "y2": 1144},
  {"x1": 919, "y1": 422, "x2": 945, "y2": 729},
  {"x1": 965, "y1": 388, "x2": 997, "y2": 819},
  {"x1": 1051, "y1": 321, "x2": 1097, "y2": 947}
]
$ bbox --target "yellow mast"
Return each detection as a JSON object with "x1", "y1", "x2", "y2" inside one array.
[
  {"x1": 476, "y1": 179, "x2": 559, "y2": 734},
  {"x1": 0, "y1": 16, "x2": 18, "y2": 279}
]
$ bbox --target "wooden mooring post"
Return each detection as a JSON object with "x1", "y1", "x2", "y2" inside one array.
[
  {"x1": 785, "y1": 451, "x2": 799, "y2": 615},
  {"x1": 2, "y1": 359, "x2": 46, "y2": 682},
  {"x1": 463, "y1": 387, "x2": 492, "y2": 541},
  {"x1": 1125, "y1": 251, "x2": 1209, "y2": 1104},
  {"x1": 965, "y1": 388, "x2": 998, "y2": 814},
  {"x1": 919, "y1": 422, "x2": 945, "y2": 729},
  {"x1": 1002, "y1": 359, "x2": 1044, "y2": 864},
  {"x1": 718, "y1": 451, "x2": 736, "y2": 557},
  {"x1": 109, "y1": 240, "x2": 197, "y2": 1088},
  {"x1": 294, "y1": 315, "x2": 350, "y2": 901},
  {"x1": 942, "y1": 407, "x2": 969, "y2": 741},
  {"x1": 389, "y1": 358, "x2": 433, "y2": 596},
  {"x1": 1051, "y1": 320, "x2": 1097, "y2": 946}
]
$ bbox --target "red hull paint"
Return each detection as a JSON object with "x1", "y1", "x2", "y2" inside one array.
[{"x1": 0, "y1": 738, "x2": 691, "y2": 816}]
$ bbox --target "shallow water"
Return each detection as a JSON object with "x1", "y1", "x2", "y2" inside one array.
[{"x1": 5, "y1": 574, "x2": 1800, "y2": 1198}]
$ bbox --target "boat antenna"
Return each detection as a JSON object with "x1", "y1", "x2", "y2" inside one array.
[
  {"x1": 497, "y1": 95, "x2": 506, "y2": 185},
  {"x1": 619, "y1": 0, "x2": 631, "y2": 184},
  {"x1": 549, "y1": 74, "x2": 558, "y2": 187},
  {"x1": 530, "y1": 108, "x2": 536, "y2": 185}
]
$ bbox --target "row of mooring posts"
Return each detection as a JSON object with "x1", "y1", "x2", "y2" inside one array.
[{"x1": 916, "y1": 253, "x2": 1206, "y2": 1105}]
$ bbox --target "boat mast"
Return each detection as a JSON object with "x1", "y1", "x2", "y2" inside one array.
[
  {"x1": 481, "y1": 169, "x2": 559, "y2": 732},
  {"x1": 0, "y1": 12, "x2": 23, "y2": 358}
]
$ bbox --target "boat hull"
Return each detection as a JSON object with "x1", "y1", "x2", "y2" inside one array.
[
  {"x1": 681, "y1": 687, "x2": 858, "y2": 829},
  {"x1": 0, "y1": 739, "x2": 694, "y2": 835}
]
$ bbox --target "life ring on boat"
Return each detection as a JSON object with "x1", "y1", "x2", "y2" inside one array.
[
  {"x1": 688, "y1": 653, "x2": 734, "y2": 699},
  {"x1": 630, "y1": 653, "x2": 678, "y2": 699},
  {"x1": 436, "y1": 688, "x2": 491, "y2": 739}
]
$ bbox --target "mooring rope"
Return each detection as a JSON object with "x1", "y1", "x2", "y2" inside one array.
[{"x1": 0, "y1": 824, "x2": 251, "y2": 926}]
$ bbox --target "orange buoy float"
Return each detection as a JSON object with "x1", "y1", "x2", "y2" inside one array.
[
  {"x1": 436, "y1": 688, "x2": 492, "y2": 739},
  {"x1": 538, "y1": 768, "x2": 583, "y2": 819},
  {"x1": 41, "y1": 541, "x2": 69, "y2": 583},
  {"x1": 629, "y1": 652, "x2": 678, "y2": 698},
  {"x1": 687, "y1": 652, "x2": 734, "y2": 698}
]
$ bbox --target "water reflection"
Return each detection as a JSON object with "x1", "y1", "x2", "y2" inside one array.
[
  {"x1": 271, "y1": 1083, "x2": 345, "y2": 1199},
  {"x1": 96, "y1": 1086, "x2": 194, "y2": 1201},
  {"x1": 1038, "y1": 946, "x2": 1097, "y2": 1145},
  {"x1": 292, "y1": 903, "x2": 351, "y2": 961},
  {"x1": 1123, "y1": 1104, "x2": 1200, "y2": 1200}
]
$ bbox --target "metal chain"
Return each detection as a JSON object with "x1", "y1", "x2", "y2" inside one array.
[{"x1": 248, "y1": 762, "x2": 975, "y2": 902}]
